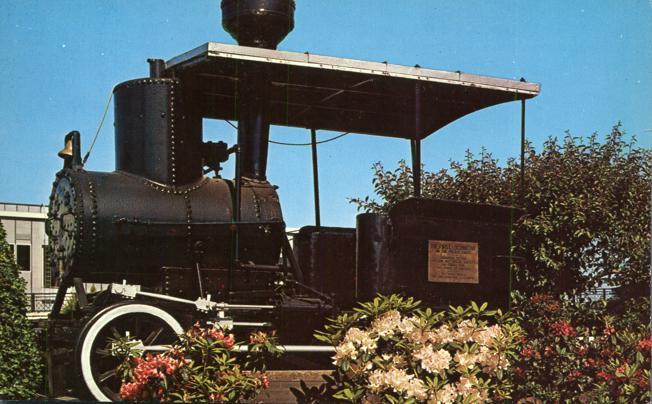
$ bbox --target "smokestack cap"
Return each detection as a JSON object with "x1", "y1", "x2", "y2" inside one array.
[{"x1": 221, "y1": 0, "x2": 295, "y2": 49}]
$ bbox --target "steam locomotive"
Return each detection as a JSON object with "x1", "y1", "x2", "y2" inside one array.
[{"x1": 45, "y1": 0, "x2": 539, "y2": 400}]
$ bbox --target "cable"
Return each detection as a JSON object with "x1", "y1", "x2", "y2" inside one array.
[
  {"x1": 224, "y1": 120, "x2": 350, "y2": 146},
  {"x1": 270, "y1": 132, "x2": 350, "y2": 146},
  {"x1": 225, "y1": 120, "x2": 238, "y2": 130},
  {"x1": 82, "y1": 89, "x2": 114, "y2": 164}
]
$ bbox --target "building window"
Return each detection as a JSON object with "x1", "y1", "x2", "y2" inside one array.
[{"x1": 15, "y1": 244, "x2": 31, "y2": 271}]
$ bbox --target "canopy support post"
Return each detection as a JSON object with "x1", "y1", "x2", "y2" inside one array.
[
  {"x1": 411, "y1": 139, "x2": 421, "y2": 198},
  {"x1": 229, "y1": 143, "x2": 242, "y2": 302},
  {"x1": 412, "y1": 82, "x2": 422, "y2": 198},
  {"x1": 520, "y1": 99, "x2": 526, "y2": 207},
  {"x1": 310, "y1": 128, "x2": 321, "y2": 228}
]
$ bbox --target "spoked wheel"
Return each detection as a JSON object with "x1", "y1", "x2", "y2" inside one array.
[{"x1": 76, "y1": 302, "x2": 184, "y2": 401}]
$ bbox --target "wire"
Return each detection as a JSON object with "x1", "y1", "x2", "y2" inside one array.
[
  {"x1": 270, "y1": 132, "x2": 350, "y2": 146},
  {"x1": 82, "y1": 89, "x2": 114, "y2": 164},
  {"x1": 225, "y1": 120, "x2": 350, "y2": 146}
]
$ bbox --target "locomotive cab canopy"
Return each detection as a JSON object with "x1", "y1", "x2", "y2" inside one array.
[{"x1": 163, "y1": 41, "x2": 539, "y2": 139}]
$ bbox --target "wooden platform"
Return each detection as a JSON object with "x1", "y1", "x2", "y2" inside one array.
[{"x1": 254, "y1": 370, "x2": 330, "y2": 403}]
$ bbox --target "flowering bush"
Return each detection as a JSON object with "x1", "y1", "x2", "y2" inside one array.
[
  {"x1": 511, "y1": 292, "x2": 651, "y2": 402},
  {"x1": 295, "y1": 295, "x2": 521, "y2": 403},
  {"x1": 115, "y1": 322, "x2": 282, "y2": 402}
]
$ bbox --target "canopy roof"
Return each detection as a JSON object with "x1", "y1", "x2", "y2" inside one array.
[{"x1": 165, "y1": 42, "x2": 540, "y2": 140}]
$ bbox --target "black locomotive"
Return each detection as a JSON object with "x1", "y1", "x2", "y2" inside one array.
[{"x1": 46, "y1": 0, "x2": 539, "y2": 400}]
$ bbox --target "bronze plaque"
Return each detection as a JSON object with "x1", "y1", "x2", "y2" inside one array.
[{"x1": 428, "y1": 240, "x2": 479, "y2": 284}]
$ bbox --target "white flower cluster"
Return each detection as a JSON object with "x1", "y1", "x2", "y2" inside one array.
[
  {"x1": 333, "y1": 327, "x2": 377, "y2": 365},
  {"x1": 429, "y1": 374, "x2": 490, "y2": 403},
  {"x1": 370, "y1": 310, "x2": 420, "y2": 338},
  {"x1": 332, "y1": 308, "x2": 513, "y2": 403},
  {"x1": 421, "y1": 321, "x2": 508, "y2": 373},
  {"x1": 426, "y1": 324, "x2": 455, "y2": 344},
  {"x1": 412, "y1": 346, "x2": 451, "y2": 374},
  {"x1": 367, "y1": 367, "x2": 428, "y2": 401}
]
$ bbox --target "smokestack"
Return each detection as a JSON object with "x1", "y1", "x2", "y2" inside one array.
[
  {"x1": 221, "y1": 0, "x2": 295, "y2": 181},
  {"x1": 221, "y1": 0, "x2": 295, "y2": 50}
]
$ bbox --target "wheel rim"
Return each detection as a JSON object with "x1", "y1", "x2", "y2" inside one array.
[{"x1": 79, "y1": 304, "x2": 183, "y2": 401}]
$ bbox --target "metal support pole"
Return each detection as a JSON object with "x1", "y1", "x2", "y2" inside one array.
[
  {"x1": 411, "y1": 139, "x2": 421, "y2": 197},
  {"x1": 310, "y1": 128, "x2": 321, "y2": 227},
  {"x1": 282, "y1": 234, "x2": 304, "y2": 283},
  {"x1": 520, "y1": 99, "x2": 526, "y2": 207},
  {"x1": 50, "y1": 275, "x2": 71, "y2": 317},
  {"x1": 412, "y1": 82, "x2": 422, "y2": 197},
  {"x1": 73, "y1": 277, "x2": 88, "y2": 308},
  {"x1": 229, "y1": 144, "x2": 242, "y2": 301}
]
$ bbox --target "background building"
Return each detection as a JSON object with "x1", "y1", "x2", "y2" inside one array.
[{"x1": 0, "y1": 202, "x2": 51, "y2": 294}]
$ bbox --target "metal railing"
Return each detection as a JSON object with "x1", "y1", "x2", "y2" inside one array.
[
  {"x1": 579, "y1": 287, "x2": 616, "y2": 301},
  {"x1": 24, "y1": 293, "x2": 67, "y2": 313}
]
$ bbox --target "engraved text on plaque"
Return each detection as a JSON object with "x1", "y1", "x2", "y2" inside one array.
[{"x1": 427, "y1": 240, "x2": 479, "y2": 284}]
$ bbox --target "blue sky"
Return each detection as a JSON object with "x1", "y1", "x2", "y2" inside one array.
[{"x1": 1, "y1": 1, "x2": 650, "y2": 228}]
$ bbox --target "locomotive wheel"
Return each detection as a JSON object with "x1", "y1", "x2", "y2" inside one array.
[{"x1": 76, "y1": 302, "x2": 184, "y2": 401}]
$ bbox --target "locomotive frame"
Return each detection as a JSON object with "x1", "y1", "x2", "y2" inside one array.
[{"x1": 45, "y1": 1, "x2": 540, "y2": 400}]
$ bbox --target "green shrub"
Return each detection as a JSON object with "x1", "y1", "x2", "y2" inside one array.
[{"x1": 0, "y1": 222, "x2": 44, "y2": 399}]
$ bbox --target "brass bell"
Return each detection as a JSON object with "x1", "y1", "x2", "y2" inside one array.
[{"x1": 58, "y1": 137, "x2": 73, "y2": 159}]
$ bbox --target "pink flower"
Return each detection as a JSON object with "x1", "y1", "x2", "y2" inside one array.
[
  {"x1": 567, "y1": 370, "x2": 582, "y2": 381},
  {"x1": 165, "y1": 365, "x2": 176, "y2": 375},
  {"x1": 208, "y1": 328, "x2": 225, "y2": 341},
  {"x1": 520, "y1": 347, "x2": 535, "y2": 358},
  {"x1": 615, "y1": 363, "x2": 630, "y2": 378},
  {"x1": 600, "y1": 347, "x2": 614, "y2": 358},
  {"x1": 223, "y1": 334, "x2": 235, "y2": 349},
  {"x1": 260, "y1": 374, "x2": 270, "y2": 389},
  {"x1": 637, "y1": 338, "x2": 652, "y2": 351},
  {"x1": 120, "y1": 382, "x2": 144, "y2": 400},
  {"x1": 551, "y1": 320, "x2": 576, "y2": 337},
  {"x1": 530, "y1": 293, "x2": 551, "y2": 304},
  {"x1": 637, "y1": 374, "x2": 649, "y2": 388},
  {"x1": 603, "y1": 324, "x2": 616, "y2": 336}
]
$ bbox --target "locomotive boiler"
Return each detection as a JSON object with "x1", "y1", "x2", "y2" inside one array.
[
  {"x1": 46, "y1": 0, "x2": 540, "y2": 400},
  {"x1": 49, "y1": 79, "x2": 284, "y2": 287}
]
